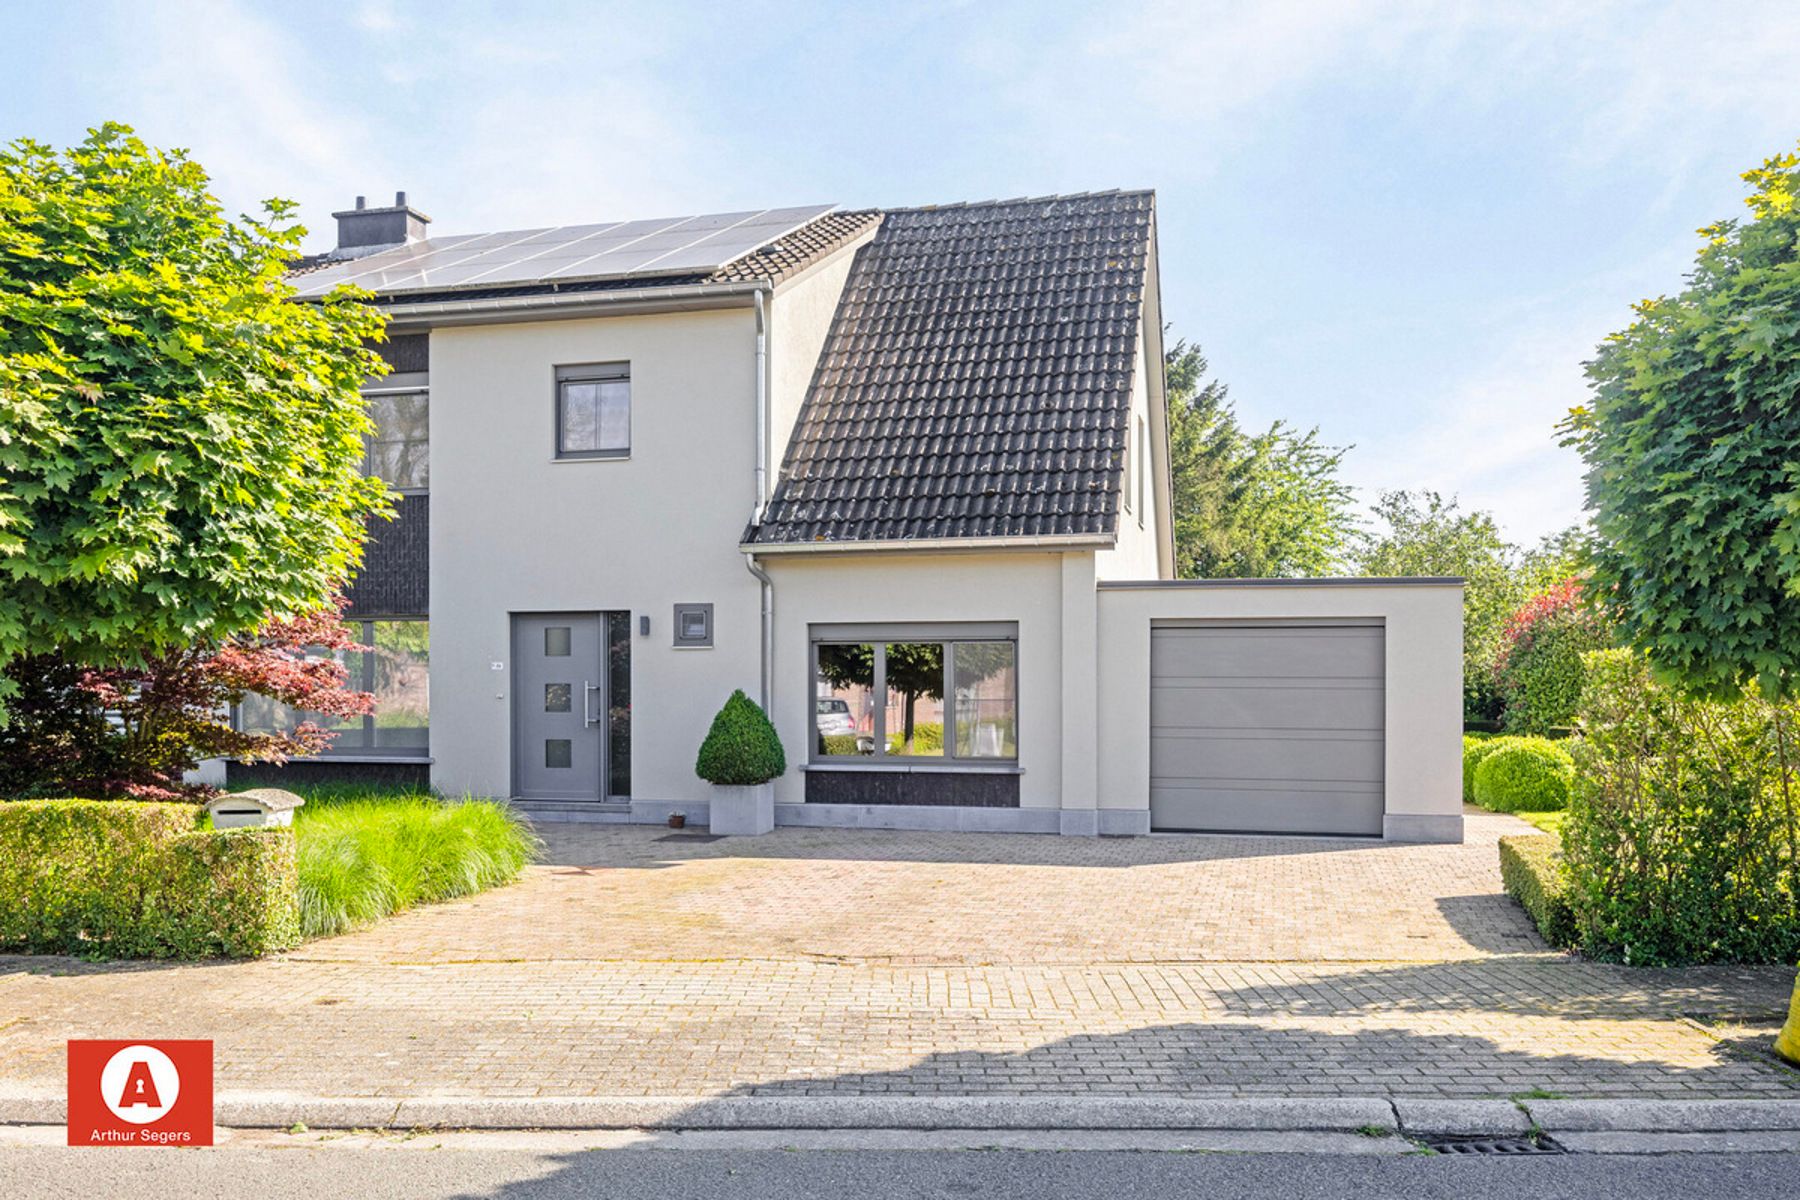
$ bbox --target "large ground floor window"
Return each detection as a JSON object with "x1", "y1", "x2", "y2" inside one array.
[
  {"x1": 812, "y1": 625, "x2": 1017, "y2": 764},
  {"x1": 237, "y1": 618, "x2": 429, "y2": 757}
]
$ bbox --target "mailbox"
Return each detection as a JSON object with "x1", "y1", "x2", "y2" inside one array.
[{"x1": 205, "y1": 788, "x2": 306, "y2": 829}]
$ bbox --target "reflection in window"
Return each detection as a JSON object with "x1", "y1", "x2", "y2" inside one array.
[
  {"x1": 366, "y1": 390, "x2": 429, "y2": 491},
  {"x1": 884, "y1": 643, "x2": 944, "y2": 757},
  {"x1": 371, "y1": 620, "x2": 429, "y2": 749},
  {"x1": 235, "y1": 619, "x2": 429, "y2": 758},
  {"x1": 606, "y1": 611, "x2": 631, "y2": 798},
  {"x1": 814, "y1": 643, "x2": 875, "y2": 757},
  {"x1": 545, "y1": 683, "x2": 572, "y2": 713},
  {"x1": 810, "y1": 634, "x2": 1018, "y2": 764},
  {"x1": 952, "y1": 642, "x2": 1017, "y2": 758},
  {"x1": 556, "y1": 365, "x2": 630, "y2": 458}
]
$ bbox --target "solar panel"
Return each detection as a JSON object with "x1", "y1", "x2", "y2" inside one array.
[{"x1": 292, "y1": 204, "x2": 836, "y2": 298}]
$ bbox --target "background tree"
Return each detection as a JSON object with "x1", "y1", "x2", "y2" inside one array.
[
  {"x1": 1492, "y1": 578, "x2": 1614, "y2": 734},
  {"x1": 1165, "y1": 340, "x2": 1355, "y2": 578},
  {"x1": 0, "y1": 124, "x2": 391, "y2": 713},
  {"x1": 1559, "y1": 144, "x2": 1800, "y2": 1039},
  {"x1": 1562, "y1": 144, "x2": 1800, "y2": 699},
  {"x1": 1351, "y1": 490, "x2": 1587, "y2": 723},
  {"x1": 0, "y1": 594, "x2": 373, "y2": 799}
]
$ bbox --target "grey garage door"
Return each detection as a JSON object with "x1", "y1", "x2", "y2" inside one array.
[{"x1": 1150, "y1": 622, "x2": 1384, "y2": 836}]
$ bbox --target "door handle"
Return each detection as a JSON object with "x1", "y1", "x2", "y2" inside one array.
[{"x1": 583, "y1": 680, "x2": 601, "y2": 728}]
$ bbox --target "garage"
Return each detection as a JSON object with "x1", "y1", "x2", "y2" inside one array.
[{"x1": 1149, "y1": 621, "x2": 1385, "y2": 836}]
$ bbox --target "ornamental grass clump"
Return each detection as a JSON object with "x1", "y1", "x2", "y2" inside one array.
[
  {"x1": 293, "y1": 795, "x2": 537, "y2": 939},
  {"x1": 695, "y1": 690, "x2": 786, "y2": 786},
  {"x1": 1472, "y1": 737, "x2": 1576, "y2": 812}
]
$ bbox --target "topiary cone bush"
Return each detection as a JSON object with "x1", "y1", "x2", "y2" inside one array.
[{"x1": 695, "y1": 690, "x2": 786, "y2": 786}]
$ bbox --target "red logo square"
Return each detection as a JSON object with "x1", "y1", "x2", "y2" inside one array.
[{"x1": 67, "y1": 1040, "x2": 213, "y2": 1147}]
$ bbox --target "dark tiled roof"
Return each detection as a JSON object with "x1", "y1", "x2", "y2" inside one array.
[
  {"x1": 286, "y1": 252, "x2": 338, "y2": 276},
  {"x1": 709, "y1": 210, "x2": 881, "y2": 284},
  {"x1": 746, "y1": 191, "x2": 1153, "y2": 546}
]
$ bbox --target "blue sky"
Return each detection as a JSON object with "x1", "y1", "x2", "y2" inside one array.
[{"x1": 10, "y1": 1, "x2": 1800, "y2": 544}]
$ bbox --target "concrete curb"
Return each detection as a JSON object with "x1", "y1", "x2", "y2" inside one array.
[
  {"x1": 11, "y1": 1093, "x2": 1395, "y2": 1132},
  {"x1": 9, "y1": 1091, "x2": 1800, "y2": 1135},
  {"x1": 1391, "y1": 1098, "x2": 1533, "y2": 1136},
  {"x1": 1520, "y1": 1098, "x2": 1800, "y2": 1133}
]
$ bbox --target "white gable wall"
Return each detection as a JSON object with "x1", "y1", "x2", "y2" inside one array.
[{"x1": 1094, "y1": 321, "x2": 1164, "y2": 581}]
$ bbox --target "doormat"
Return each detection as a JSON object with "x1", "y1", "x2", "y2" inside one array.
[{"x1": 656, "y1": 833, "x2": 726, "y2": 844}]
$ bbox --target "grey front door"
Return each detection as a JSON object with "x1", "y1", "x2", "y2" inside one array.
[
  {"x1": 1149, "y1": 622, "x2": 1385, "y2": 836},
  {"x1": 512, "y1": 613, "x2": 605, "y2": 801}
]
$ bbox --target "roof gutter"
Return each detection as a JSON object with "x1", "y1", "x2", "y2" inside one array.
[
  {"x1": 374, "y1": 278, "x2": 772, "y2": 328},
  {"x1": 740, "y1": 532, "x2": 1116, "y2": 557},
  {"x1": 1096, "y1": 576, "x2": 1466, "y2": 589}
]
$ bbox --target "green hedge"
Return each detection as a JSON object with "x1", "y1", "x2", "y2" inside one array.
[
  {"x1": 1498, "y1": 833, "x2": 1576, "y2": 948},
  {"x1": 1462, "y1": 734, "x2": 1503, "y2": 802},
  {"x1": 887, "y1": 722, "x2": 944, "y2": 754},
  {"x1": 1563, "y1": 649, "x2": 1800, "y2": 966},
  {"x1": 819, "y1": 734, "x2": 864, "y2": 756},
  {"x1": 0, "y1": 800, "x2": 300, "y2": 959},
  {"x1": 1472, "y1": 736, "x2": 1575, "y2": 812}
]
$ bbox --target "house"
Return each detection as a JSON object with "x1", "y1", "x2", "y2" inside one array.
[{"x1": 245, "y1": 190, "x2": 1465, "y2": 841}]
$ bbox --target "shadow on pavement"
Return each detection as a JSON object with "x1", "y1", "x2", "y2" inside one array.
[{"x1": 439, "y1": 1017, "x2": 1800, "y2": 1200}]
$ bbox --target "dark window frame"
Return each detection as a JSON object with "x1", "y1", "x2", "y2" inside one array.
[
  {"x1": 363, "y1": 374, "x2": 429, "y2": 494},
  {"x1": 808, "y1": 623, "x2": 1019, "y2": 767},
  {"x1": 232, "y1": 616, "x2": 430, "y2": 760},
  {"x1": 672, "y1": 603, "x2": 713, "y2": 648},
  {"x1": 554, "y1": 362, "x2": 631, "y2": 460}
]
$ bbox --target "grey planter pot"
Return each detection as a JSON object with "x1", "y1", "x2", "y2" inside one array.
[{"x1": 709, "y1": 782, "x2": 775, "y2": 835}]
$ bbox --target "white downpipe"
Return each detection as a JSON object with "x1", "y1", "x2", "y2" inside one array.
[{"x1": 745, "y1": 288, "x2": 775, "y2": 713}]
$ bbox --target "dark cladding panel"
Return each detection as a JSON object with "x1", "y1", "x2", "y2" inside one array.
[{"x1": 346, "y1": 493, "x2": 428, "y2": 618}]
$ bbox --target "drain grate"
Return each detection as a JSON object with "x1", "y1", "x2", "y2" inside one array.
[
  {"x1": 1421, "y1": 1134, "x2": 1565, "y2": 1156},
  {"x1": 656, "y1": 833, "x2": 725, "y2": 843}
]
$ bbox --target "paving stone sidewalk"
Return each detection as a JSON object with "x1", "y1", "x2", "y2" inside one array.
[{"x1": 1, "y1": 811, "x2": 1796, "y2": 1103}]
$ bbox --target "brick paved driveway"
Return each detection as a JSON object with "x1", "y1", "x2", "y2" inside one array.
[
  {"x1": 296, "y1": 808, "x2": 1545, "y2": 965},
  {"x1": 2, "y1": 809, "x2": 1796, "y2": 1102}
]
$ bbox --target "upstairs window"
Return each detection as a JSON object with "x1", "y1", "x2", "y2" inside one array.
[
  {"x1": 365, "y1": 386, "x2": 429, "y2": 491},
  {"x1": 556, "y1": 362, "x2": 630, "y2": 458}
]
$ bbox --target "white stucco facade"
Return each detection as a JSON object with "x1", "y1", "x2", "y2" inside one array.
[
  {"x1": 345, "y1": 199, "x2": 1468, "y2": 843},
  {"x1": 427, "y1": 306, "x2": 768, "y2": 808},
  {"x1": 416, "y1": 288, "x2": 1466, "y2": 840}
]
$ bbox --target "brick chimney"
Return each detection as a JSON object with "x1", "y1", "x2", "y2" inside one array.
[{"x1": 331, "y1": 191, "x2": 431, "y2": 255}]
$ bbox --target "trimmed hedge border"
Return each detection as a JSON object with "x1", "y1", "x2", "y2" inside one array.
[
  {"x1": 1498, "y1": 832, "x2": 1576, "y2": 949},
  {"x1": 0, "y1": 799, "x2": 300, "y2": 959}
]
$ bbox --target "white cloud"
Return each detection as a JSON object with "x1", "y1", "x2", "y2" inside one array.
[
  {"x1": 354, "y1": 2, "x2": 401, "y2": 34},
  {"x1": 108, "y1": 0, "x2": 393, "y2": 234},
  {"x1": 1340, "y1": 309, "x2": 1607, "y2": 545}
]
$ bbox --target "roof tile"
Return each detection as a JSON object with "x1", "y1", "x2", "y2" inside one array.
[{"x1": 749, "y1": 191, "x2": 1152, "y2": 546}]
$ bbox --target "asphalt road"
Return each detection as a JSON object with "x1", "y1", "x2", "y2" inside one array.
[{"x1": 5, "y1": 1146, "x2": 1800, "y2": 1199}]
